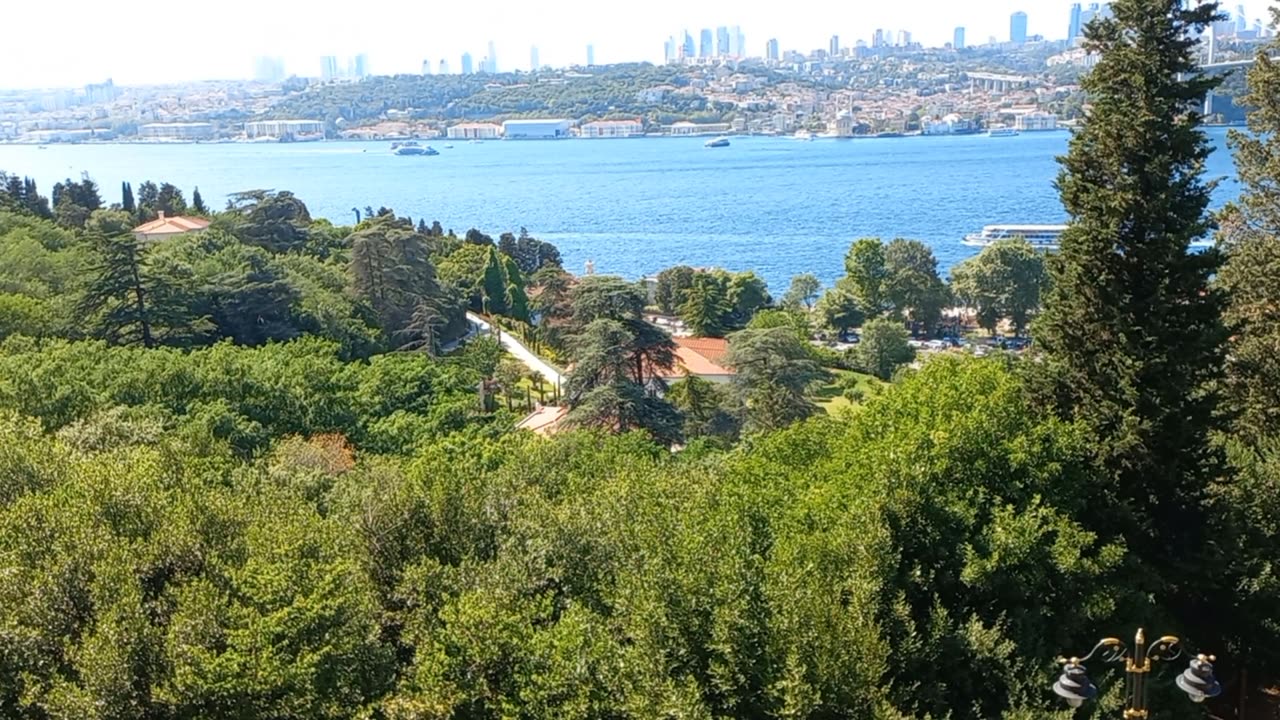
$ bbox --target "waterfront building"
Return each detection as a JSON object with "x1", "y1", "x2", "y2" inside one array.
[
  {"x1": 138, "y1": 122, "x2": 214, "y2": 140},
  {"x1": 461, "y1": 53, "x2": 474, "y2": 74},
  {"x1": 700, "y1": 29, "x2": 713, "y2": 58},
  {"x1": 923, "y1": 113, "x2": 972, "y2": 135},
  {"x1": 827, "y1": 110, "x2": 855, "y2": 137},
  {"x1": 579, "y1": 119, "x2": 644, "y2": 138},
  {"x1": 954, "y1": 27, "x2": 966, "y2": 49},
  {"x1": 669, "y1": 121, "x2": 732, "y2": 136},
  {"x1": 502, "y1": 119, "x2": 572, "y2": 139},
  {"x1": 1010, "y1": 11, "x2": 1029, "y2": 44},
  {"x1": 244, "y1": 119, "x2": 325, "y2": 139},
  {"x1": 320, "y1": 56, "x2": 339, "y2": 81},
  {"x1": 132, "y1": 212, "x2": 211, "y2": 243},
  {"x1": 1014, "y1": 111, "x2": 1058, "y2": 131},
  {"x1": 446, "y1": 122, "x2": 502, "y2": 140}
]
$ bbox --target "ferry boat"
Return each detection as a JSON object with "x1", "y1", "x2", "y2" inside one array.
[
  {"x1": 963, "y1": 225, "x2": 1066, "y2": 249},
  {"x1": 987, "y1": 127, "x2": 1020, "y2": 137},
  {"x1": 704, "y1": 136, "x2": 731, "y2": 148},
  {"x1": 391, "y1": 141, "x2": 439, "y2": 156},
  {"x1": 963, "y1": 224, "x2": 1215, "y2": 250}
]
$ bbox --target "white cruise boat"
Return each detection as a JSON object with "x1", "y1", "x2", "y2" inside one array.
[
  {"x1": 963, "y1": 224, "x2": 1066, "y2": 249},
  {"x1": 963, "y1": 224, "x2": 1215, "y2": 250},
  {"x1": 988, "y1": 127, "x2": 1020, "y2": 137}
]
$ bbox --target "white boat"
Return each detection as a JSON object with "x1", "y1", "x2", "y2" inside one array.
[
  {"x1": 988, "y1": 127, "x2": 1020, "y2": 137},
  {"x1": 704, "y1": 136, "x2": 730, "y2": 148},
  {"x1": 963, "y1": 224, "x2": 1214, "y2": 250},
  {"x1": 963, "y1": 224, "x2": 1065, "y2": 249},
  {"x1": 794, "y1": 130, "x2": 815, "y2": 141}
]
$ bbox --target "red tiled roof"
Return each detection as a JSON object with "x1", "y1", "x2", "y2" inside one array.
[
  {"x1": 516, "y1": 405, "x2": 569, "y2": 436},
  {"x1": 657, "y1": 337, "x2": 733, "y2": 378},
  {"x1": 132, "y1": 213, "x2": 210, "y2": 235}
]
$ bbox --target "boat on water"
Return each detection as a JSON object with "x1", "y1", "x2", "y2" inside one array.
[
  {"x1": 963, "y1": 224, "x2": 1214, "y2": 250},
  {"x1": 794, "y1": 130, "x2": 815, "y2": 141},
  {"x1": 391, "y1": 141, "x2": 439, "y2": 156},
  {"x1": 704, "y1": 136, "x2": 731, "y2": 148},
  {"x1": 987, "y1": 127, "x2": 1020, "y2": 137},
  {"x1": 874, "y1": 131, "x2": 904, "y2": 138},
  {"x1": 443, "y1": 144, "x2": 455, "y2": 149}
]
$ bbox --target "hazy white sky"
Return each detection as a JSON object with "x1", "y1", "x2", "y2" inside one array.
[{"x1": 2, "y1": 0, "x2": 1275, "y2": 88}]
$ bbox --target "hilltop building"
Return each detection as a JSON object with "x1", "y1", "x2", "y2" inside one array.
[{"x1": 132, "y1": 212, "x2": 211, "y2": 243}]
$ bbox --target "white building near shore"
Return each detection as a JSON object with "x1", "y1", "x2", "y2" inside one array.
[
  {"x1": 502, "y1": 119, "x2": 573, "y2": 139},
  {"x1": 244, "y1": 119, "x2": 325, "y2": 139},
  {"x1": 446, "y1": 123, "x2": 502, "y2": 140},
  {"x1": 1014, "y1": 111, "x2": 1058, "y2": 131},
  {"x1": 139, "y1": 122, "x2": 214, "y2": 140},
  {"x1": 579, "y1": 119, "x2": 644, "y2": 138}
]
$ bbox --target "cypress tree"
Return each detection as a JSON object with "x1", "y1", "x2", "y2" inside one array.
[
  {"x1": 1033, "y1": 0, "x2": 1226, "y2": 602},
  {"x1": 121, "y1": 182, "x2": 135, "y2": 213},
  {"x1": 191, "y1": 186, "x2": 208, "y2": 214}
]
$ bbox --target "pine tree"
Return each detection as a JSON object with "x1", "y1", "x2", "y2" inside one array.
[
  {"x1": 1219, "y1": 14, "x2": 1280, "y2": 442},
  {"x1": 78, "y1": 233, "x2": 158, "y2": 347},
  {"x1": 121, "y1": 182, "x2": 135, "y2": 213},
  {"x1": 191, "y1": 187, "x2": 208, "y2": 214},
  {"x1": 1033, "y1": 0, "x2": 1226, "y2": 595}
]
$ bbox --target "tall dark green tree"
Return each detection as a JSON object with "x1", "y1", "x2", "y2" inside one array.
[
  {"x1": 120, "y1": 181, "x2": 135, "y2": 213},
  {"x1": 191, "y1": 186, "x2": 208, "y2": 214},
  {"x1": 349, "y1": 222, "x2": 448, "y2": 339},
  {"x1": 883, "y1": 238, "x2": 948, "y2": 332},
  {"x1": 481, "y1": 246, "x2": 510, "y2": 316},
  {"x1": 724, "y1": 327, "x2": 825, "y2": 433},
  {"x1": 842, "y1": 238, "x2": 889, "y2": 317},
  {"x1": 679, "y1": 273, "x2": 731, "y2": 338},
  {"x1": 1032, "y1": 0, "x2": 1227, "y2": 619}
]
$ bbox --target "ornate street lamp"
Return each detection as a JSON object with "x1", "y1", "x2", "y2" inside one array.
[{"x1": 1054, "y1": 628, "x2": 1222, "y2": 718}]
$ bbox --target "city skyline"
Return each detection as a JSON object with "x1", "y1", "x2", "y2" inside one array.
[{"x1": 3, "y1": 0, "x2": 1277, "y2": 89}]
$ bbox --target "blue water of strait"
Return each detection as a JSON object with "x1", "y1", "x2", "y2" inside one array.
[{"x1": 0, "y1": 128, "x2": 1241, "y2": 291}]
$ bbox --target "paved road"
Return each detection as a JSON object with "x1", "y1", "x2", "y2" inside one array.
[{"x1": 466, "y1": 312, "x2": 566, "y2": 389}]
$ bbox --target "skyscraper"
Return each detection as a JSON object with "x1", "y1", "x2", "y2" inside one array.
[
  {"x1": 253, "y1": 56, "x2": 285, "y2": 83},
  {"x1": 664, "y1": 36, "x2": 676, "y2": 63},
  {"x1": 700, "y1": 29, "x2": 713, "y2": 58},
  {"x1": 487, "y1": 41, "x2": 497, "y2": 73},
  {"x1": 1236, "y1": 4, "x2": 1248, "y2": 33},
  {"x1": 586, "y1": 45, "x2": 595, "y2": 66},
  {"x1": 896, "y1": 30, "x2": 912, "y2": 47},
  {"x1": 766, "y1": 38, "x2": 779, "y2": 61},
  {"x1": 872, "y1": 29, "x2": 885, "y2": 48},
  {"x1": 1068, "y1": 3, "x2": 1083, "y2": 43},
  {"x1": 683, "y1": 31, "x2": 695, "y2": 60},
  {"x1": 731, "y1": 26, "x2": 744, "y2": 56},
  {"x1": 461, "y1": 52, "x2": 474, "y2": 75},
  {"x1": 953, "y1": 27, "x2": 966, "y2": 49},
  {"x1": 1080, "y1": 3, "x2": 1112, "y2": 31},
  {"x1": 1010, "y1": 11, "x2": 1029, "y2": 44},
  {"x1": 717, "y1": 26, "x2": 730, "y2": 56},
  {"x1": 421, "y1": 59, "x2": 432, "y2": 75},
  {"x1": 829, "y1": 35, "x2": 840, "y2": 56},
  {"x1": 320, "y1": 56, "x2": 339, "y2": 81},
  {"x1": 530, "y1": 46, "x2": 540, "y2": 71},
  {"x1": 351, "y1": 54, "x2": 369, "y2": 79},
  {"x1": 439, "y1": 59, "x2": 450, "y2": 75}
]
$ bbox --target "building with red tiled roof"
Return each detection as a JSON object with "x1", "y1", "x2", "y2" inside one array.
[
  {"x1": 656, "y1": 336, "x2": 735, "y2": 383},
  {"x1": 515, "y1": 405, "x2": 570, "y2": 436},
  {"x1": 131, "y1": 212, "x2": 211, "y2": 243}
]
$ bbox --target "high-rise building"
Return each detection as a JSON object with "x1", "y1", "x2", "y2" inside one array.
[
  {"x1": 872, "y1": 29, "x2": 885, "y2": 48},
  {"x1": 731, "y1": 26, "x2": 744, "y2": 56},
  {"x1": 664, "y1": 36, "x2": 676, "y2": 63},
  {"x1": 717, "y1": 26, "x2": 730, "y2": 56},
  {"x1": 1236, "y1": 4, "x2": 1248, "y2": 33},
  {"x1": 683, "y1": 31, "x2": 695, "y2": 59},
  {"x1": 461, "y1": 52, "x2": 474, "y2": 75},
  {"x1": 829, "y1": 35, "x2": 840, "y2": 56},
  {"x1": 1010, "y1": 11, "x2": 1029, "y2": 43},
  {"x1": 530, "y1": 46, "x2": 540, "y2": 71},
  {"x1": 320, "y1": 56, "x2": 339, "y2": 81},
  {"x1": 1068, "y1": 3, "x2": 1083, "y2": 43},
  {"x1": 953, "y1": 27, "x2": 966, "y2": 49},
  {"x1": 487, "y1": 41, "x2": 497, "y2": 73},
  {"x1": 439, "y1": 59, "x2": 450, "y2": 74},
  {"x1": 1080, "y1": 3, "x2": 1112, "y2": 30},
  {"x1": 766, "y1": 38, "x2": 780, "y2": 61},
  {"x1": 586, "y1": 44, "x2": 595, "y2": 66},
  {"x1": 351, "y1": 53, "x2": 369, "y2": 79},
  {"x1": 700, "y1": 29, "x2": 713, "y2": 58},
  {"x1": 253, "y1": 56, "x2": 285, "y2": 83},
  {"x1": 896, "y1": 30, "x2": 912, "y2": 47},
  {"x1": 421, "y1": 60, "x2": 432, "y2": 75}
]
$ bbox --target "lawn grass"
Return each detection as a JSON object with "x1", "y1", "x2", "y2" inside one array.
[{"x1": 814, "y1": 369, "x2": 884, "y2": 414}]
